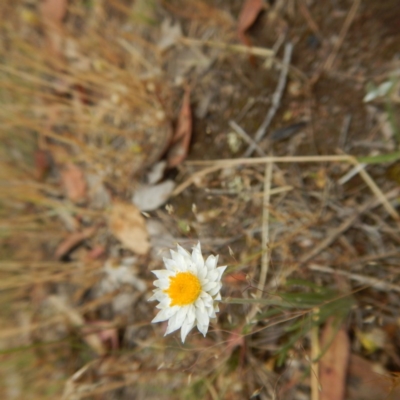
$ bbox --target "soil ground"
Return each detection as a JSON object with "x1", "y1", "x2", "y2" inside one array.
[{"x1": 1, "y1": 1, "x2": 400, "y2": 399}]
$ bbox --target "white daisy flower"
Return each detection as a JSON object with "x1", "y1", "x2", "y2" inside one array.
[{"x1": 149, "y1": 242, "x2": 226, "y2": 343}]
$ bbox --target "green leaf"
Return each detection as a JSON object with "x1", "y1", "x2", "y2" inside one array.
[
  {"x1": 285, "y1": 278, "x2": 322, "y2": 290},
  {"x1": 357, "y1": 152, "x2": 400, "y2": 164}
]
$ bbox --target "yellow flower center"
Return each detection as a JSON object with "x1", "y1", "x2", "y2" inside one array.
[{"x1": 164, "y1": 272, "x2": 202, "y2": 306}]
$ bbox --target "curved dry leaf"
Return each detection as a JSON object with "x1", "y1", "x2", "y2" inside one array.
[
  {"x1": 60, "y1": 163, "x2": 87, "y2": 203},
  {"x1": 319, "y1": 320, "x2": 350, "y2": 400},
  {"x1": 82, "y1": 321, "x2": 119, "y2": 351},
  {"x1": 167, "y1": 87, "x2": 192, "y2": 168},
  {"x1": 34, "y1": 149, "x2": 51, "y2": 180},
  {"x1": 347, "y1": 354, "x2": 400, "y2": 400},
  {"x1": 237, "y1": 0, "x2": 264, "y2": 45},
  {"x1": 55, "y1": 225, "x2": 97, "y2": 260},
  {"x1": 86, "y1": 246, "x2": 106, "y2": 260},
  {"x1": 40, "y1": 0, "x2": 68, "y2": 24},
  {"x1": 109, "y1": 202, "x2": 150, "y2": 255}
]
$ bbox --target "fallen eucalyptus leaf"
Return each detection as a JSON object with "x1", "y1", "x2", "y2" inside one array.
[
  {"x1": 109, "y1": 202, "x2": 150, "y2": 255},
  {"x1": 60, "y1": 163, "x2": 87, "y2": 203},
  {"x1": 132, "y1": 180, "x2": 175, "y2": 211}
]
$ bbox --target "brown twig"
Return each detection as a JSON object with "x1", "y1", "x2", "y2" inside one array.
[
  {"x1": 309, "y1": 264, "x2": 400, "y2": 294},
  {"x1": 248, "y1": 159, "x2": 273, "y2": 322},
  {"x1": 229, "y1": 120, "x2": 266, "y2": 156},
  {"x1": 179, "y1": 37, "x2": 274, "y2": 58},
  {"x1": 243, "y1": 42, "x2": 293, "y2": 157},
  {"x1": 310, "y1": 0, "x2": 361, "y2": 85},
  {"x1": 324, "y1": 0, "x2": 361, "y2": 72},
  {"x1": 299, "y1": 0, "x2": 323, "y2": 43}
]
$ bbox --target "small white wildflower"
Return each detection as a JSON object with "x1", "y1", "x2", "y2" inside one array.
[{"x1": 149, "y1": 242, "x2": 226, "y2": 343}]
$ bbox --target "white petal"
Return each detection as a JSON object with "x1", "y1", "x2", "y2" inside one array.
[
  {"x1": 192, "y1": 245, "x2": 204, "y2": 269},
  {"x1": 209, "y1": 282, "x2": 222, "y2": 296},
  {"x1": 171, "y1": 251, "x2": 187, "y2": 271},
  {"x1": 152, "y1": 270, "x2": 173, "y2": 279},
  {"x1": 186, "y1": 304, "x2": 196, "y2": 324},
  {"x1": 214, "y1": 292, "x2": 221, "y2": 301},
  {"x1": 153, "y1": 279, "x2": 170, "y2": 289},
  {"x1": 197, "y1": 324, "x2": 208, "y2": 337},
  {"x1": 187, "y1": 261, "x2": 198, "y2": 275},
  {"x1": 148, "y1": 293, "x2": 158, "y2": 301},
  {"x1": 180, "y1": 319, "x2": 195, "y2": 343},
  {"x1": 152, "y1": 306, "x2": 179, "y2": 323},
  {"x1": 216, "y1": 265, "x2": 227, "y2": 280},
  {"x1": 165, "y1": 306, "x2": 189, "y2": 335},
  {"x1": 206, "y1": 269, "x2": 219, "y2": 282},
  {"x1": 202, "y1": 281, "x2": 218, "y2": 292},
  {"x1": 196, "y1": 306, "x2": 209, "y2": 326},
  {"x1": 205, "y1": 254, "x2": 218, "y2": 270},
  {"x1": 195, "y1": 297, "x2": 205, "y2": 312},
  {"x1": 200, "y1": 292, "x2": 213, "y2": 308},
  {"x1": 152, "y1": 290, "x2": 168, "y2": 302},
  {"x1": 176, "y1": 305, "x2": 190, "y2": 325},
  {"x1": 196, "y1": 308, "x2": 210, "y2": 336},
  {"x1": 197, "y1": 265, "x2": 208, "y2": 280},
  {"x1": 163, "y1": 258, "x2": 176, "y2": 271},
  {"x1": 177, "y1": 244, "x2": 190, "y2": 258},
  {"x1": 200, "y1": 291, "x2": 213, "y2": 302},
  {"x1": 157, "y1": 297, "x2": 171, "y2": 309},
  {"x1": 165, "y1": 318, "x2": 180, "y2": 335}
]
